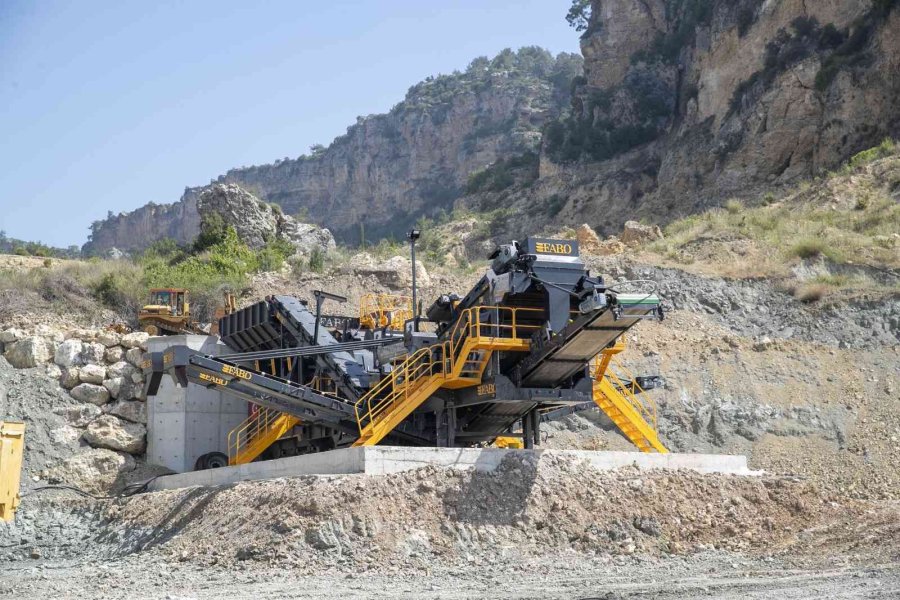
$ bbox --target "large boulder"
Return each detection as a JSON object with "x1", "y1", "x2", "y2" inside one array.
[
  {"x1": 196, "y1": 183, "x2": 336, "y2": 255},
  {"x1": 576, "y1": 224, "x2": 604, "y2": 255},
  {"x1": 54, "y1": 339, "x2": 84, "y2": 367},
  {"x1": 104, "y1": 346, "x2": 125, "y2": 363},
  {"x1": 3, "y1": 337, "x2": 52, "y2": 368},
  {"x1": 120, "y1": 332, "x2": 149, "y2": 349},
  {"x1": 57, "y1": 403, "x2": 103, "y2": 427},
  {"x1": 0, "y1": 328, "x2": 24, "y2": 344},
  {"x1": 46, "y1": 448, "x2": 135, "y2": 494},
  {"x1": 70, "y1": 383, "x2": 111, "y2": 406},
  {"x1": 108, "y1": 360, "x2": 138, "y2": 380},
  {"x1": 107, "y1": 399, "x2": 147, "y2": 424},
  {"x1": 103, "y1": 377, "x2": 124, "y2": 399},
  {"x1": 59, "y1": 366, "x2": 81, "y2": 389},
  {"x1": 79, "y1": 342, "x2": 106, "y2": 365},
  {"x1": 79, "y1": 364, "x2": 107, "y2": 385},
  {"x1": 83, "y1": 415, "x2": 146, "y2": 453},
  {"x1": 96, "y1": 331, "x2": 121, "y2": 348},
  {"x1": 125, "y1": 347, "x2": 144, "y2": 367}
]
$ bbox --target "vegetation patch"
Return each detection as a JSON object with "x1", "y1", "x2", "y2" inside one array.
[{"x1": 465, "y1": 152, "x2": 539, "y2": 194}]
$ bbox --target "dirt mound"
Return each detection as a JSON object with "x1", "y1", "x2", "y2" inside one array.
[{"x1": 9, "y1": 454, "x2": 892, "y2": 572}]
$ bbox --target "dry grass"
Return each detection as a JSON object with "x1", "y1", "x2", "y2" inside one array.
[{"x1": 648, "y1": 145, "x2": 900, "y2": 279}]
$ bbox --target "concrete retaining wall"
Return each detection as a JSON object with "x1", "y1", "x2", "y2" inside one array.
[
  {"x1": 146, "y1": 335, "x2": 248, "y2": 473},
  {"x1": 149, "y1": 446, "x2": 757, "y2": 491}
]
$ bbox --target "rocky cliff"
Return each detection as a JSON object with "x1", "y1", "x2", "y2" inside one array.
[
  {"x1": 85, "y1": 4, "x2": 898, "y2": 251},
  {"x1": 84, "y1": 184, "x2": 334, "y2": 256},
  {"x1": 470, "y1": 0, "x2": 900, "y2": 236},
  {"x1": 84, "y1": 48, "x2": 581, "y2": 252}
]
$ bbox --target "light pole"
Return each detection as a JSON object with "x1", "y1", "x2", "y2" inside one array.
[{"x1": 407, "y1": 228, "x2": 421, "y2": 330}]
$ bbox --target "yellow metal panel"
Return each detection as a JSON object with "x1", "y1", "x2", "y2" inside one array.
[{"x1": 0, "y1": 421, "x2": 25, "y2": 522}]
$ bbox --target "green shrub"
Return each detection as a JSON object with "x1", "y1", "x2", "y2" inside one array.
[
  {"x1": 790, "y1": 239, "x2": 827, "y2": 259},
  {"x1": 308, "y1": 247, "x2": 325, "y2": 273},
  {"x1": 846, "y1": 139, "x2": 896, "y2": 170},
  {"x1": 13, "y1": 246, "x2": 28, "y2": 256}
]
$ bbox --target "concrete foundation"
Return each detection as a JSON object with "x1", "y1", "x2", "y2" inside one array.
[
  {"x1": 146, "y1": 335, "x2": 248, "y2": 473},
  {"x1": 149, "y1": 446, "x2": 758, "y2": 491}
]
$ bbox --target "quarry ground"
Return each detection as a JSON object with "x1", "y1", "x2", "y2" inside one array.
[
  {"x1": 1, "y1": 234, "x2": 898, "y2": 598},
  {"x1": 4, "y1": 552, "x2": 900, "y2": 599}
]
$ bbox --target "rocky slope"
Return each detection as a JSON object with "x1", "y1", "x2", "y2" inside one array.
[
  {"x1": 84, "y1": 48, "x2": 581, "y2": 252},
  {"x1": 83, "y1": 3, "x2": 898, "y2": 252},
  {"x1": 467, "y1": 0, "x2": 900, "y2": 235}
]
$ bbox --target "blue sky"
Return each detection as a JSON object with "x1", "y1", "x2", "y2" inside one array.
[{"x1": 0, "y1": 1, "x2": 579, "y2": 248}]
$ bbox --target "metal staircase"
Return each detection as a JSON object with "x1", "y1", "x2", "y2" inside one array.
[
  {"x1": 352, "y1": 306, "x2": 537, "y2": 447},
  {"x1": 227, "y1": 408, "x2": 300, "y2": 465},
  {"x1": 591, "y1": 340, "x2": 668, "y2": 453}
]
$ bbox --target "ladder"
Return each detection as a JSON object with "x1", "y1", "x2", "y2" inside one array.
[
  {"x1": 591, "y1": 340, "x2": 668, "y2": 453},
  {"x1": 353, "y1": 306, "x2": 536, "y2": 447}
]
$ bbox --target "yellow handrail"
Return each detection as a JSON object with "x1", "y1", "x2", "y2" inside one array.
[
  {"x1": 353, "y1": 306, "x2": 542, "y2": 435},
  {"x1": 359, "y1": 293, "x2": 413, "y2": 330}
]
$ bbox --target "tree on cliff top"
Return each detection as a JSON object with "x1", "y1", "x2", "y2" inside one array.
[{"x1": 566, "y1": 0, "x2": 592, "y2": 32}]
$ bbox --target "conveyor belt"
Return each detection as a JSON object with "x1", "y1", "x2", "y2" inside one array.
[{"x1": 515, "y1": 294, "x2": 660, "y2": 387}]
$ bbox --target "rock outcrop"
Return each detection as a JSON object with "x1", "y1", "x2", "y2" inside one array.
[
  {"x1": 82, "y1": 49, "x2": 581, "y2": 252},
  {"x1": 197, "y1": 184, "x2": 336, "y2": 254},
  {"x1": 84, "y1": 183, "x2": 336, "y2": 256},
  {"x1": 513, "y1": 0, "x2": 900, "y2": 235}
]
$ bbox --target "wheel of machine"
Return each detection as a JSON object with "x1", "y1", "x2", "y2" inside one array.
[
  {"x1": 194, "y1": 452, "x2": 229, "y2": 470},
  {"x1": 204, "y1": 452, "x2": 229, "y2": 469},
  {"x1": 144, "y1": 324, "x2": 159, "y2": 336}
]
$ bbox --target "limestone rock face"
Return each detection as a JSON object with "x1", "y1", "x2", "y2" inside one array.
[
  {"x1": 70, "y1": 383, "x2": 111, "y2": 406},
  {"x1": 46, "y1": 448, "x2": 135, "y2": 493},
  {"x1": 3, "y1": 337, "x2": 51, "y2": 368},
  {"x1": 81, "y1": 50, "x2": 580, "y2": 253},
  {"x1": 197, "y1": 184, "x2": 337, "y2": 255},
  {"x1": 83, "y1": 415, "x2": 146, "y2": 454}
]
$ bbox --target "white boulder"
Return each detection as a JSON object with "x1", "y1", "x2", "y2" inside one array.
[
  {"x1": 104, "y1": 346, "x2": 125, "y2": 363},
  {"x1": 58, "y1": 403, "x2": 102, "y2": 427},
  {"x1": 70, "y1": 383, "x2": 111, "y2": 406},
  {"x1": 59, "y1": 366, "x2": 81, "y2": 389},
  {"x1": 103, "y1": 377, "x2": 124, "y2": 399},
  {"x1": 83, "y1": 415, "x2": 146, "y2": 453},
  {"x1": 54, "y1": 339, "x2": 84, "y2": 367},
  {"x1": 0, "y1": 328, "x2": 24, "y2": 344},
  {"x1": 96, "y1": 331, "x2": 121, "y2": 347},
  {"x1": 107, "y1": 399, "x2": 147, "y2": 424},
  {"x1": 121, "y1": 332, "x2": 150, "y2": 349},
  {"x1": 3, "y1": 337, "x2": 52, "y2": 368},
  {"x1": 46, "y1": 448, "x2": 135, "y2": 494},
  {"x1": 125, "y1": 347, "x2": 144, "y2": 367},
  {"x1": 79, "y1": 364, "x2": 107, "y2": 385},
  {"x1": 80, "y1": 342, "x2": 106, "y2": 365}
]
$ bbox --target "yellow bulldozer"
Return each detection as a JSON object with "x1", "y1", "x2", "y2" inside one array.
[{"x1": 138, "y1": 288, "x2": 203, "y2": 336}]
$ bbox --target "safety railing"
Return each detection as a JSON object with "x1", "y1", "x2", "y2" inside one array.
[
  {"x1": 227, "y1": 405, "x2": 289, "y2": 464},
  {"x1": 353, "y1": 306, "x2": 541, "y2": 437},
  {"x1": 359, "y1": 293, "x2": 413, "y2": 330},
  {"x1": 603, "y1": 356, "x2": 658, "y2": 430}
]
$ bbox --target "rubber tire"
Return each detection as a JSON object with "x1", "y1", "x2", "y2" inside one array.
[{"x1": 204, "y1": 452, "x2": 229, "y2": 469}]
